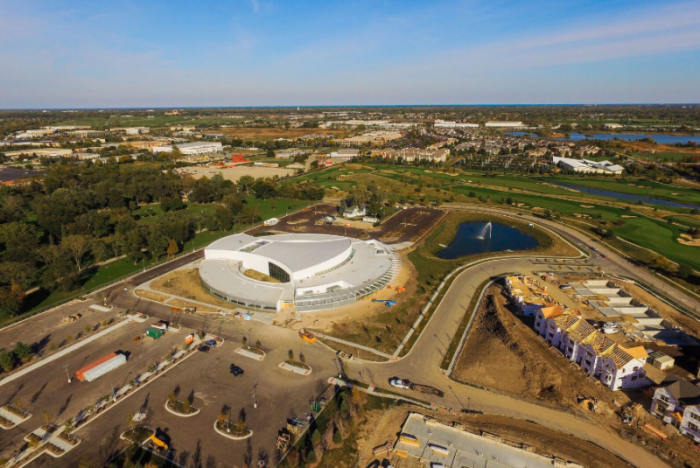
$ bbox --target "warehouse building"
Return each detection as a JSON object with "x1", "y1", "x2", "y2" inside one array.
[{"x1": 152, "y1": 142, "x2": 223, "y2": 156}]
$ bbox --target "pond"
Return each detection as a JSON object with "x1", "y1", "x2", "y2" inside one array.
[
  {"x1": 504, "y1": 132, "x2": 700, "y2": 145},
  {"x1": 550, "y1": 182, "x2": 700, "y2": 210},
  {"x1": 436, "y1": 222, "x2": 539, "y2": 259}
]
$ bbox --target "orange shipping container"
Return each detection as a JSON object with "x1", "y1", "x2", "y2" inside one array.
[{"x1": 76, "y1": 353, "x2": 117, "y2": 381}]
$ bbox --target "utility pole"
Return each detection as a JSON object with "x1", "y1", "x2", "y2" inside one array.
[
  {"x1": 253, "y1": 385, "x2": 258, "y2": 409},
  {"x1": 64, "y1": 365, "x2": 72, "y2": 384}
]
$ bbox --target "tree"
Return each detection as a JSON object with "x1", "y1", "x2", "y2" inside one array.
[
  {"x1": 0, "y1": 350, "x2": 14, "y2": 372},
  {"x1": 61, "y1": 234, "x2": 90, "y2": 273},
  {"x1": 13, "y1": 342, "x2": 33, "y2": 362},
  {"x1": 678, "y1": 264, "x2": 692, "y2": 279},
  {"x1": 311, "y1": 428, "x2": 322, "y2": 444},
  {"x1": 166, "y1": 239, "x2": 179, "y2": 257},
  {"x1": 0, "y1": 284, "x2": 24, "y2": 317},
  {"x1": 238, "y1": 175, "x2": 255, "y2": 195}
]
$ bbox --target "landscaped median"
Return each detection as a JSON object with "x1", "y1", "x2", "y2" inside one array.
[
  {"x1": 214, "y1": 416, "x2": 252, "y2": 440},
  {"x1": 0, "y1": 403, "x2": 31, "y2": 429},
  {"x1": 165, "y1": 396, "x2": 200, "y2": 417},
  {"x1": 279, "y1": 351, "x2": 312, "y2": 375},
  {"x1": 235, "y1": 345, "x2": 266, "y2": 361}
]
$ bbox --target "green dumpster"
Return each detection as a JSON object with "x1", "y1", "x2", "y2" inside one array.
[{"x1": 146, "y1": 327, "x2": 164, "y2": 339}]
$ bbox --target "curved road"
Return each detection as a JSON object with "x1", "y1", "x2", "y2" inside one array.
[
  {"x1": 110, "y1": 205, "x2": 699, "y2": 468},
  {"x1": 339, "y1": 206, "x2": 699, "y2": 468}
]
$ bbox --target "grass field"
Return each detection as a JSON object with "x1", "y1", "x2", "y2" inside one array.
[
  {"x1": 630, "y1": 151, "x2": 697, "y2": 162},
  {"x1": 667, "y1": 215, "x2": 700, "y2": 229},
  {"x1": 546, "y1": 176, "x2": 700, "y2": 206},
  {"x1": 56, "y1": 114, "x2": 246, "y2": 129},
  {"x1": 307, "y1": 164, "x2": 700, "y2": 272}
]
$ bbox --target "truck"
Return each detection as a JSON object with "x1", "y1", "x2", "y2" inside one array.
[{"x1": 76, "y1": 353, "x2": 127, "y2": 382}]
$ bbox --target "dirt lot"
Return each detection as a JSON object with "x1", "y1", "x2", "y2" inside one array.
[
  {"x1": 176, "y1": 165, "x2": 295, "y2": 182},
  {"x1": 249, "y1": 203, "x2": 444, "y2": 245},
  {"x1": 149, "y1": 268, "x2": 233, "y2": 309},
  {"x1": 354, "y1": 406, "x2": 634, "y2": 468},
  {"x1": 453, "y1": 285, "x2": 618, "y2": 414},
  {"x1": 452, "y1": 285, "x2": 700, "y2": 468},
  {"x1": 204, "y1": 127, "x2": 340, "y2": 141},
  {"x1": 275, "y1": 251, "x2": 418, "y2": 356}
]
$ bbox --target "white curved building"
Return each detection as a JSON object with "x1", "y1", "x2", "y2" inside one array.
[{"x1": 199, "y1": 233, "x2": 400, "y2": 313}]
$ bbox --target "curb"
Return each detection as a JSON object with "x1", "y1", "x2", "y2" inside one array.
[
  {"x1": 278, "y1": 362, "x2": 312, "y2": 376},
  {"x1": 164, "y1": 401, "x2": 200, "y2": 418},
  {"x1": 213, "y1": 420, "x2": 253, "y2": 440},
  {"x1": 235, "y1": 347, "x2": 266, "y2": 361}
]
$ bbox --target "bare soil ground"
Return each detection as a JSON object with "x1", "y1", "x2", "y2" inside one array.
[
  {"x1": 150, "y1": 268, "x2": 233, "y2": 309},
  {"x1": 453, "y1": 285, "x2": 617, "y2": 414},
  {"x1": 451, "y1": 285, "x2": 700, "y2": 468},
  {"x1": 276, "y1": 252, "x2": 419, "y2": 356},
  {"x1": 134, "y1": 289, "x2": 169, "y2": 302},
  {"x1": 176, "y1": 165, "x2": 294, "y2": 182},
  {"x1": 356, "y1": 406, "x2": 634, "y2": 468}
]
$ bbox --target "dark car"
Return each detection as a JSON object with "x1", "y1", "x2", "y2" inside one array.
[
  {"x1": 204, "y1": 339, "x2": 217, "y2": 347},
  {"x1": 230, "y1": 365, "x2": 244, "y2": 377},
  {"x1": 198, "y1": 344, "x2": 211, "y2": 352}
]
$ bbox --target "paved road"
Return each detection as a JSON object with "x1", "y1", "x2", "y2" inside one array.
[{"x1": 10, "y1": 204, "x2": 699, "y2": 468}]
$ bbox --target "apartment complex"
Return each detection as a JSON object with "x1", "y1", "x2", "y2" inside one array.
[{"x1": 651, "y1": 377, "x2": 700, "y2": 443}]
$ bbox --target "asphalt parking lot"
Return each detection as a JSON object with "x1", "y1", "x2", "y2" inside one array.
[
  {"x1": 0, "y1": 319, "x2": 190, "y2": 461},
  {"x1": 0, "y1": 301, "x2": 122, "y2": 358},
  {"x1": 248, "y1": 203, "x2": 444, "y2": 244},
  {"x1": 23, "y1": 322, "x2": 337, "y2": 468}
]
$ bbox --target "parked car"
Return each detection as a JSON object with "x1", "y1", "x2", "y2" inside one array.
[
  {"x1": 389, "y1": 377, "x2": 412, "y2": 389},
  {"x1": 204, "y1": 339, "x2": 217, "y2": 347},
  {"x1": 559, "y1": 284, "x2": 572, "y2": 290},
  {"x1": 230, "y1": 364, "x2": 244, "y2": 377},
  {"x1": 198, "y1": 345, "x2": 210, "y2": 352}
]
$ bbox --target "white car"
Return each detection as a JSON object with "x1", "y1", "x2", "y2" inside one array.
[{"x1": 389, "y1": 377, "x2": 412, "y2": 389}]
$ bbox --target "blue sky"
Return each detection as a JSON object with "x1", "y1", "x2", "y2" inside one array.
[{"x1": 1, "y1": 0, "x2": 699, "y2": 107}]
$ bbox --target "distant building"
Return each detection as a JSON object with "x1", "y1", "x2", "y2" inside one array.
[
  {"x1": 433, "y1": 119, "x2": 479, "y2": 128},
  {"x1": 381, "y1": 148, "x2": 450, "y2": 163},
  {"x1": 152, "y1": 142, "x2": 223, "y2": 156},
  {"x1": 485, "y1": 121, "x2": 525, "y2": 128},
  {"x1": 328, "y1": 148, "x2": 360, "y2": 162},
  {"x1": 343, "y1": 206, "x2": 366, "y2": 218},
  {"x1": 275, "y1": 148, "x2": 306, "y2": 159},
  {"x1": 553, "y1": 156, "x2": 624, "y2": 175}
]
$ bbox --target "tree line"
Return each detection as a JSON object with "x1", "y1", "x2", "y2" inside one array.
[{"x1": 0, "y1": 159, "x2": 324, "y2": 318}]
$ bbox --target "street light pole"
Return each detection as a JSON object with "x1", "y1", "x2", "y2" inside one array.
[{"x1": 64, "y1": 365, "x2": 72, "y2": 384}]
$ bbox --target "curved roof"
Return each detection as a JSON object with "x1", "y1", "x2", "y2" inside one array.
[{"x1": 206, "y1": 233, "x2": 352, "y2": 272}]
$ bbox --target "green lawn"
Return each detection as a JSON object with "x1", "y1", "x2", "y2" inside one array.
[
  {"x1": 667, "y1": 215, "x2": 700, "y2": 229},
  {"x1": 630, "y1": 151, "x2": 697, "y2": 162},
  {"x1": 546, "y1": 176, "x2": 700, "y2": 206},
  {"x1": 57, "y1": 114, "x2": 246, "y2": 129}
]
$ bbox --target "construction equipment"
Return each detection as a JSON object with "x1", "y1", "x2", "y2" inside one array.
[
  {"x1": 372, "y1": 299, "x2": 397, "y2": 307},
  {"x1": 299, "y1": 329, "x2": 316, "y2": 343},
  {"x1": 62, "y1": 314, "x2": 82, "y2": 323},
  {"x1": 149, "y1": 434, "x2": 169, "y2": 450},
  {"x1": 184, "y1": 307, "x2": 196, "y2": 314}
]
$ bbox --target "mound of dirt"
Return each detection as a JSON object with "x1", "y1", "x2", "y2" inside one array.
[{"x1": 453, "y1": 286, "x2": 612, "y2": 412}]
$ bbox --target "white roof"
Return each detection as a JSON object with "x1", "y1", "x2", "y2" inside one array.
[{"x1": 206, "y1": 233, "x2": 351, "y2": 272}]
